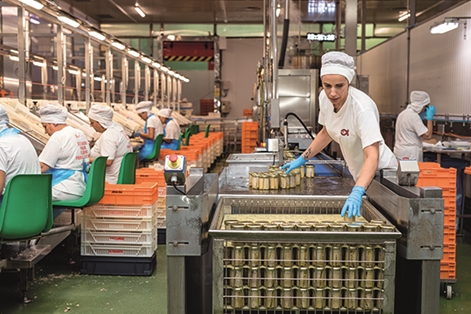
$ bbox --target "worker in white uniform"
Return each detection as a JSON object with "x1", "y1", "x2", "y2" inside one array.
[
  {"x1": 39, "y1": 104, "x2": 90, "y2": 205},
  {"x1": 394, "y1": 91, "x2": 435, "y2": 162},
  {"x1": 0, "y1": 105, "x2": 40, "y2": 204},
  {"x1": 135, "y1": 101, "x2": 163, "y2": 161},
  {"x1": 88, "y1": 105, "x2": 132, "y2": 184},
  {"x1": 282, "y1": 51, "x2": 397, "y2": 219},
  {"x1": 158, "y1": 108, "x2": 180, "y2": 150}
]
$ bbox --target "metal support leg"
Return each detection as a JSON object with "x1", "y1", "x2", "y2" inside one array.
[
  {"x1": 19, "y1": 268, "x2": 32, "y2": 304},
  {"x1": 167, "y1": 256, "x2": 185, "y2": 314},
  {"x1": 421, "y1": 260, "x2": 440, "y2": 314}
]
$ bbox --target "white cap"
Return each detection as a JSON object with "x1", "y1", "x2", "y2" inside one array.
[
  {"x1": 157, "y1": 108, "x2": 172, "y2": 118},
  {"x1": 408, "y1": 91, "x2": 431, "y2": 114},
  {"x1": 39, "y1": 104, "x2": 68, "y2": 124},
  {"x1": 88, "y1": 105, "x2": 113, "y2": 128},
  {"x1": 135, "y1": 101, "x2": 153, "y2": 114},
  {"x1": 0, "y1": 105, "x2": 9, "y2": 128},
  {"x1": 320, "y1": 51, "x2": 355, "y2": 83}
]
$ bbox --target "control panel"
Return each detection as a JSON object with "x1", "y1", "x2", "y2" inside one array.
[{"x1": 164, "y1": 154, "x2": 187, "y2": 185}]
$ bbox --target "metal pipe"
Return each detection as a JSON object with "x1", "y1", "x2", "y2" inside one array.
[
  {"x1": 85, "y1": 38, "x2": 92, "y2": 111},
  {"x1": 105, "y1": 46, "x2": 112, "y2": 105},
  {"x1": 278, "y1": 0, "x2": 290, "y2": 68},
  {"x1": 17, "y1": 7, "x2": 26, "y2": 105},
  {"x1": 57, "y1": 24, "x2": 66, "y2": 106},
  {"x1": 271, "y1": 0, "x2": 278, "y2": 100}
]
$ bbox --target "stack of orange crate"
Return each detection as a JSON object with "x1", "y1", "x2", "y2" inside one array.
[
  {"x1": 416, "y1": 162, "x2": 457, "y2": 282},
  {"x1": 241, "y1": 121, "x2": 258, "y2": 153}
]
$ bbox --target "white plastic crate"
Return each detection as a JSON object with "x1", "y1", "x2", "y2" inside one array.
[
  {"x1": 157, "y1": 216, "x2": 166, "y2": 228},
  {"x1": 84, "y1": 201, "x2": 158, "y2": 218},
  {"x1": 81, "y1": 240, "x2": 157, "y2": 257},
  {"x1": 54, "y1": 209, "x2": 82, "y2": 226},
  {"x1": 81, "y1": 228, "x2": 157, "y2": 245},
  {"x1": 83, "y1": 214, "x2": 158, "y2": 232}
]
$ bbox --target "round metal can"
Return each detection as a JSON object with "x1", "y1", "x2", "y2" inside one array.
[
  {"x1": 300, "y1": 165, "x2": 305, "y2": 178},
  {"x1": 249, "y1": 266, "x2": 260, "y2": 288},
  {"x1": 331, "y1": 245, "x2": 342, "y2": 267},
  {"x1": 298, "y1": 245, "x2": 308, "y2": 266},
  {"x1": 314, "y1": 287, "x2": 325, "y2": 309},
  {"x1": 374, "y1": 266, "x2": 384, "y2": 289},
  {"x1": 331, "y1": 266, "x2": 342, "y2": 288},
  {"x1": 347, "y1": 223, "x2": 362, "y2": 232},
  {"x1": 269, "y1": 165, "x2": 279, "y2": 172},
  {"x1": 297, "y1": 224, "x2": 311, "y2": 232},
  {"x1": 313, "y1": 223, "x2": 328, "y2": 233},
  {"x1": 282, "y1": 245, "x2": 293, "y2": 267},
  {"x1": 298, "y1": 266, "x2": 309, "y2": 288},
  {"x1": 314, "y1": 266, "x2": 326, "y2": 288},
  {"x1": 224, "y1": 286, "x2": 233, "y2": 308},
  {"x1": 231, "y1": 223, "x2": 246, "y2": 231},
  {"x1": 347, "y1": 287, "x2": 358, "y2": 309},
  {"x1": 357, "y1": 287, "x2": 365, "y2": 309},
  {"x1": 364, "y1": 288, "x2": 374, "y2": 310},
  {"x1": 363, "y1": 224, "x2": 379, "y2": 232},
  {"x1": 299, "y1": 288, "x2": 310, "y2": 309},
  {"x1": 331, "y1": 287, "x2": 341, "y2": 309},
  {"x1": 370, "y1": 219, "x2": 386, "y2": 225},
  {"x1": 363, "y1": 246, "x2": 375, "y2": 267},
  {"x1": 269, "y1": 173, "x2": 279, "y2": 190},
  {"x1": 225, "y1": 265, "x2": 234, "y2": 286},
  {"x1": 348, "y1": 245, "x2": 360, "y2": 267},
  {"x1": 224, "y1": 242, "x2": 234, "y2": 263},
  {"x1": 380, "y1": 224, "x2": 395, "y2": 232},
  {"x1": 306, "y1": 165, "x2": 315, "y2": 178},
  {"x1": 265, "y1": 266, "x2": 276, "y2": 288},
  {"x1": 280, "y1": 173, "x2": 289, "y2": 189},
  {"x1": 280, "y1": 224, "x2": 295, "y2": 232},
  {"x1": 347, "y1": 266, "x2": 358, "y2": 289},
  {"x1": 233, "y1": 287, "x2": 244, "y2": 309},
  {"x1": 265, "y1": 245, "x2": 277, "y2": 267},
  {"x1": 364, "y1": 267, "x2": 374, "y2": 288},
  {"x1": 251, "y1": 173, "x2": 259, "y2": 189},
  {"x1": 289, "y1": 172, "x2": 296, "y2": 188},
  {"x1": 330, "y1": 224, "x2": 344, "y2": 232},
  {"x1": 315, "y1": 244, "x2": 326, "y2": 266},
  {"x1": 282, "y1": 266, "x2": 293, "y2": 288},
  {"x1": 249, "y1": 287, "x2": 260, "y2": 309},
  {"x1": 295, "y1": 170, "x2": 301, "y2": 186},
  {"x1": 254, "y1": 220, "x2": 270, "y2": 225},
  {"x1": 249, "y1": 245, "x2": 260, "y2": 266},
  {"x1": 224, "y1": 219, "x2": 239, "y2": 230},
  {"x1": 282, "y1": 287, "x2": 293, "y2": 309},
  {"x1": 260, "y1": 174, "x2": 270, "y2": 190},
  {"x1": 233, "y1": 266, "x2": 243, "y2": 287},
  {"x1": 264, "y1": 287, "x2": 276, "y2": 309},
  {"x1": 234, "y1": 245, "x2": 244, "y2": 267}
]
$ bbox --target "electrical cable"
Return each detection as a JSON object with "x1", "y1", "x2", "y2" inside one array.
[
  {"x1": 172, "y1": 181, "x2": 186, "y2": 195},
  {"x1": 284, "y1": 112, "x2": 315, "y2": 140}
]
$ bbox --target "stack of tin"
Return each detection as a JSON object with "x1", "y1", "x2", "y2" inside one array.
[{"x1": 249, "y1": 164, "x2": 315, "y2": 190}]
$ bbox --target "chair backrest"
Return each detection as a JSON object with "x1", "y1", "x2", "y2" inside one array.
[
  {"x1": 0, "y1": 174, "x2": 52, "y2": 240},
  {"x1": 205, "y1": 124, "x2": 211, "y2": 138},
  {"x1": 117, "y1": 152, "x2": 138, "y2": 184},
  {"x1": 143, "y1": 134, "x2": 163, "y2": 162},
  {"x1": 177, "y1": 133, "x2": 183, "y2": 150},
  {"x1": 184, "y1": 129, "x2": 191, "y2": 146}
]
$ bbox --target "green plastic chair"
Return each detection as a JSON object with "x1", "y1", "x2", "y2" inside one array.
[
  {"x1": 177, "y1": 133, "x2": 183, "y2": 150},
  {"x1": 52, "y1": 156, "x2": 108, "y2": 208},
  {"x1": 184, "y1": 130, "x2": 191, "y2": 146},
  {"x1": 117, "y1": 152, "x2": 138, "y2": 184},
  {"x1": 142, "y1": 134, "x2": 164, "y2": 163},
  {"x1": 0, "y1": 174, "x2": 53, "y2": 240},
  {"x1": 205, "y1": 124, "x2": 211, "y2": 138}
]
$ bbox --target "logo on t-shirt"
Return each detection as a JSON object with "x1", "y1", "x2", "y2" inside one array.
[{"x1": 340, "y1": 129, "x2": 349, "y2": 136}]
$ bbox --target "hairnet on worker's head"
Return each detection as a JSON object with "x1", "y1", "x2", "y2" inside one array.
[
  {"x1": 408, "y1": 91, "x2": 430, "y2": 114},
  {"x1": 320, "y1": 51, "x2": 355, "y2": 83},
  {"x1": 0, "y1": 104, "x2": 9, "y2": 127},
  {"x1": 39, "y1": 104, "x2": 68, "y2": 124},
  {"x1": 88, "y1": 105, "x2": 114, "y2": 128},
  {"x1": 135, "y1": 101, "x2": 153, "y2": 114},
  {"x1": 157, "y1": 108, "x2": 172, "y2": 119}
]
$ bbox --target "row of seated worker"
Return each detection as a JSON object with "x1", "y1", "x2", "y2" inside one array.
[{"x1": 0, "y1": 102, "x2": 181, "y2": 220}]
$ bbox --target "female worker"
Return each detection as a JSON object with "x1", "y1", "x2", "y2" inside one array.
[
  {"x1": 394, "y1": 91, "x2": 435, "y2": 162},
  {"x1": 282, "y1": 51, "x2": 397, "y2": 219},
  {"x1": 135, "y1": 101, "x2": 163, "y2": 161},
  {"x1": 88, "y1": 104, "x2": 132, "y2": 184},
  {"x1": 39, "y1": 104, "x2": 90, "y2": 202},
  {"x1": 0, "y1": 105, "x2": 40, "y2": 202},
  {"x1": 158, "y1": 108, "x2": 181, "y2": 150}
]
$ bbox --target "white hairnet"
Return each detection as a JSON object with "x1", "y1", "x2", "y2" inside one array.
[
  {"x1": 157, "y1": 108, "x2": 172, "y2": 119},
  {"x1": 88, "y1": 105, "x2": 113, "y2": 128},
  {"x1": 135, "y1": 101, "x2": 153, "y2": 114},
  {"x1": 0, "y1": 105, "x2": 9, "y2": 129},
  {"x1": 39, "y1": 104, "x2": 68, "y2": 124},
  {"x1": 408, "y1": 91, "x2": 430, "y2": 114},
  {"x1": 320, "y1": 51, "x2": 355, "y2": 83}
]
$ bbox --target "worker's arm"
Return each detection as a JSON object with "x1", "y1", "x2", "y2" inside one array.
[
  {"x1": 421, "y1": 120, "x2": 433, "y2": 140},
  {"x1": 139, "y1": 127, "x2": 155, "y2": 140},
  {"x1": 355, "y1": 142, "x2": 380, "y2": 189},
  {"x1": 0, "y1": 170, "x2": 5, "y2": 193},
  {"x1": 40, "y1": 162, "x2": 50, "y2": 173},
  {"x1": 302, "y1": 126, "x2": 333, "y2": 160}
]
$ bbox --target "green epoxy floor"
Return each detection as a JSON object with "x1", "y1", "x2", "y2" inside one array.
[{"x1": 1, "y1": 237, "x2": 471, "y2": 313}]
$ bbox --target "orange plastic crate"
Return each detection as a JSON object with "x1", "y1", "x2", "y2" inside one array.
[
  {"x1": 443, "y1": 226, "x2": 456, "y2": 244},
  {"x1": 99, "y1": 182, "x2": 158, "y2": 205},
  {"x1": 135, "y1": 168, "x2": 165, "y2": 185}
]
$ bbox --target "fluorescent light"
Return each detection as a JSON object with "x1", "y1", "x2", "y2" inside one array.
[
  {"x1": 94, "y1": 77, "x2": 102, "y2": 82},
  {"x1": 167, "y1": 35, "x2": 175, "y2": 41},
  {"x1": 161, "y1": 67, "x2": 169, "y2": 73},
  {"x1": 127, "y1": 49, "x2": 140, "y2": 58},
  {"x1": 152, "y1": 62, "x2": 161, "y2": 68},
  {"x1": 57, "y1": 15, "x2": 80, "y2": 28},
  {"x1": 141, "y1": 56, "x2": 152, "y2": 63},
  {"x1": 52, "y1": 65, "x2": 58, "y2": 70},
  {"x1": 111, "y1": 41, "x2": 126, "y2": 50},
  {"x1": 276, "y1": 4, "x2": 281, "y2": 17},
  {"x1": 82, "y1": 73, "x2": 87, "y2": 77},
  {"x1": 89, "y1": 30, "x2": 106, "y2": 42},
  {"x1": 19, "y1": 0, "x2": 44, "y2": 10},
  {"x1": 398, "y1": 11, "x2": 410, "y2": 22},
  {"x1": 135, "y1": 4, "x2": 145, "y2": 18},
  {"x1": 430, "y1": 19, "x2": 459, "y2": 34},
  {"x1": 10, "y1": 49, "x2": 18, "y2": 54},
  {"x1": 9, "y1": 55, "x2": 19, "y2": 61},
  {"x1": 68, "y1": 69, "x2": 80, "y2": 75},
  {"x1": 33, "y1": 61, "x2": 45, "y2": 67},
  {"x1": 168, "y1": 70, "x2": 175, "y2": 76},
  {"x1": 30, "y1": 17, "x2": 40, "y2": 25}
]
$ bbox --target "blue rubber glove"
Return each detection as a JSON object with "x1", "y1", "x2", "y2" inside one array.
[
  {"x1": 340, "y1": 186, "x2": 366, "y2": 218},
  {"x1": 135, "y1": 130, "x2": 141, "y2": 138},
  {"x1": 425, "y1": 105, "x2": 436, "y2": 121},
  {"x1": 419, "y1": 111, "x2": 426, "y2": 120},
  {"x1": 281, "y1": 155, "x2": 307, "y2": 174}
]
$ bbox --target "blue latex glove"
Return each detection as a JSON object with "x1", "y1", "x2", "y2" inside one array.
[
  {"x1": 340, "y1": 186, "x2": 366, "y2": 218},
  {"x1": 281, "y1": 155, "x2": 307, "y2": 174},
  {"x1": 425, "y1": 105, "x2": 436, "y2": 120},
  {"x1": 419, "y1": 111, "x2": 426, "y2": 120},
  {"x1": 135, "y1": 130, "x2": 141, "y2": 138}
]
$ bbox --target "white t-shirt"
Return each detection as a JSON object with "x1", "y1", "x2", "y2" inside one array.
[
  {"x1": 165, "y1": 119, "x2": 180, "y2": 140},
  {"x1": 39, "y1": 125, "x2": 90, "y2": 201},
  {"x1": 90, "y1": 122, "x2": 132, "y2": 184},
  {"x1": 147, "y1": 114, "x2": 163, "y2": 139},
  {"x1": 0, "y1": 132, "x2": 40, "y2": 194},
  {"x1": 394, "y1": 107, "x2": 428, "y2": 162},
  {"x1": 318, "y1": 87, "x2": 397, "y2": 180}
]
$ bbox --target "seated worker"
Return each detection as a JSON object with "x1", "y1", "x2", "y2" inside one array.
[
  {"x1": 0, "y1": 105, "x2": 40, "y2": 205},
  {"x1": 135, "y1": 101, "x2": 163, "y2": 161},
  {"x1": 158, "y1": 108, "x2": 181, "y2": 150},
  {"x1": 394, "y1": 91, "x2": 435, "y2": 161},
  {"x1": 88, "y1": 105, "x2": 132, "y2": 184},
  {"x1": 38, "y1": 104, "x2": 90, "y2": 203}
]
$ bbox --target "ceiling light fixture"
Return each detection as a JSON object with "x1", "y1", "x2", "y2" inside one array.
[
  {"x1": 152, "y1": 62, "x2": 161, "y2": 69},
  {"x1": 9, "y1": 55, "x2": 19, "y2": 62},
  {"x1": 19, "y1": 0, "x2": 44, "y2": 10},
  {"x1": 68, "y1": 69, "x2": 81, "y2": 75},
  {"x1": 30, "y1": 17, "x2": 40, "y2": 25},
  {"x1": 33, "y1": 61, "x2": 45, "y2": 67},
  {"x1": 430, "y1": 17, "x2": 461, "y2": 34},
  {"x1": 135, "y1": 3, "x2": 145, "y2": 18},
  {"x1": 89, "y1": 30, "x2": 106, "y2": 42},
  {"x1": 57, "y1": 15, "x2": 80, "y2": 28},
  {"x1": 276, "y1": 4, "x2": 281, "y2": 17},
  {"x1": 127, "y1": 49, "x2": 140, "y2": 58},
  {"x1": 141, "y1": 56, "x2": 152, "y2": 64},
  {"x1": 161, "y1": 67, "x2": 169, "y2": 73},
  {"x1": 111, "y1": 41, "x2": 126, "y2": 50},
  {"x1": 398, "y1": 11, "x2": 410, "y2": 22}
]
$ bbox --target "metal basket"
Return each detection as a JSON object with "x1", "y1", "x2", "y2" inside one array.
[{"x1": 209, "y1": 195, "x2": 401, "y2": 314}]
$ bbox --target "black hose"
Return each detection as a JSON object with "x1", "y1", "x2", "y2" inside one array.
[
  {"x1": 278, "y1": 18, "x2": 290, "y2": 68},
  {"x1": 284, "y1": 112, "x2": 315, "y2": 140}
]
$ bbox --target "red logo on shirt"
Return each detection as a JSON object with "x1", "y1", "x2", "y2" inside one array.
[{"x1": 340, "y1": 129, "x2": 349, "y2": 136}]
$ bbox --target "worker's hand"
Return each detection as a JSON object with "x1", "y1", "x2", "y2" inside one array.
[
  {"x1": 425, "y1": 105, "x2": 436, "y2": 121},
  {"x1": 419, "y1": 111, "x2": 426, "y2": 120},
  {"x1": 340, "y1": 186, "x2": 366, "y2": 218},
  {"x1": 135, "y1": 130, "x2": 141, "y2": 138},
  {"x1": 281, "y1": 155, "x2": 307, "y2": 174}
]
